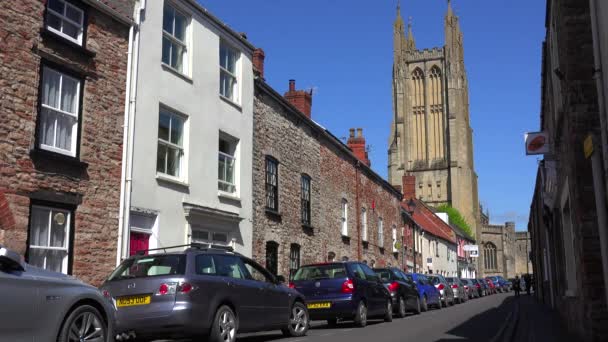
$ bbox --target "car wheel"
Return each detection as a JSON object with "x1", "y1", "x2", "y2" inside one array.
[
  {"x1": 57, "y1": 305, "x2": 107, "y2": 342},
  {"x1": 354, "y1": 301, "x2": 368, "y2": 328},
  {"x1": 413, "y1": 297, "x2": 422, "y2": 315},
  {"x1": 210, "y1": 305, "x2": 237, "y2": 342},
  {"x1": 384, "y1": 300, "x2": 393, "y2": 322},
  {"x1": 327, "y1": 318, "x2": 338, "y2": 327},
  {"x1": 421, "y1": 296, "x2": 428, "y2": 312},
  {"x1": 397, "y1": 296, "x2": 407, "y2": 318},
  {"x1": 281, "y1": 302, "x2": 309, "y2": 337}
]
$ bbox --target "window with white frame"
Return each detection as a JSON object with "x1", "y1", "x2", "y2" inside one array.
[
  {"x1": 28, "y1": 205, "x2": 72, "y2": 274},
  {"x1": 162, "y1": 2, "x2": 189, "y2": 74},
  {"x1": 378, "y1": 218, "x2": 384, "y2": 247},
  {"x1": 46, "y1": 0, "x2": 84, "y2": 45},
  {"x1": 392, "y1": 225, "x2": 397, "y2": 252},
  {"x1": 220, "y1": 41, "x2": 240, "y2": 102},
  {"x1": 157, "y1": 108, "x2": 185, "y2": 179},
  {"x1": 341, "y1": 199, "x2": 348, "y2": 236},
  {"x1": 218, "y1": 134, "x2": 238, "y2": 194},
  {"x1": 361, "y1": 208, "x2": 368, "y2": 241},
  {"x1": 39, "y1": 66, "x2": 81, "y2": 157},
  {"x1": 192, "y1": 229, "x2": 229, "y2": 246}
]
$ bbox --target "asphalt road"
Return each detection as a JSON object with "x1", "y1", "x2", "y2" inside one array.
[{"x1": 234, "y1": 292, "x2": 516, "y2": 342}]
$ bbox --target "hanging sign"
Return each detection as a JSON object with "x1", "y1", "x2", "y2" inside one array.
[{"x1": 525, "y1": 132, "x2": 550, "y2": 155}]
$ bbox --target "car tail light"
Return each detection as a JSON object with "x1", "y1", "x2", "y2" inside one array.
[
  {"x1": 464, "y1": 285, "x2": 469, "y2": 290},
  {"x1": 388, "y1": 282, "x2": 399, "y2": 292},
  {"x1": 342, "y1": 279, "x2": 355, "y2": 294},
  {"x1": 476, "y1": 284, "x2": 481, "y2": 288},
  {"x1": 288, "y1": 282, "x2": 296, "y2": 289},
  {"x1": 157, "y1": 282, "x2": 177, "y2": 296},
  {"x1": 437, "y1": 284, "x2": 445, "y2": 290},
  {"x1": 178, "y1": 282, "x2": 193, "y2": 294},
  {"x1": 451, "y1": 284, "x2": 458, "y2": 289}
]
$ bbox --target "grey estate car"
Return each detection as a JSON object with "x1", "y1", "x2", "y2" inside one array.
[
  {"x1": 0, "y1": 245, "x2": 114, "y2": 342},
  {"x1": 100, "y1": 244, "x2": 309, "y2": 342}
]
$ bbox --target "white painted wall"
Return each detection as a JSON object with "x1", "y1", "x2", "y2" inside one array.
[
  {"x1": 419, "y1": 231, "x2": 457, "y2": 277},
  {"x1": 129, "y1": 0, "x2": 254, "y2": 256}
]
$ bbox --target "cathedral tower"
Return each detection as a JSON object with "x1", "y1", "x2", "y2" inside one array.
[{"x1": 388, "y1": 0, "x2": 480, "y2": 235}]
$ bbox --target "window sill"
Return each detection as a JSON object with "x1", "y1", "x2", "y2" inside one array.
[
  {"x1": 379, "y1": 247, "x2": 385, "y2": 254},
  {"x1": 218, "y1": 192, "x2": 241, "y2": 202},
  {"x1": 265, "y1": 208, "x2": 282, "y2": 220},
  {"x1": 362, "y1": 240, "x2": 369, "y2": 249},
  {"x1": 341, "y1": 235, "x2": 351, "y2": 243},
  {"x1": 41, "y1": 29, "x2": 96, "y2": 58},
  {"x1": 219, "y1": 95, "x2": 242, "y2": 111},
  {"x1": 29, "y1": 148, "x2": 88, "y2": 169},
  {"x1": 161, "y1": 63, "x2": 193, "y2": 83},
  {"x1": 302, "y1": 223, "x2": 314, "y2": 231},
  {"x1": 156, "y1": 173, "x2": 189, "y2": 187}
]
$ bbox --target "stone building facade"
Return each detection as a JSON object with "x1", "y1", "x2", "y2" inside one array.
[
  {"x1": 252, "y1": 74, "x2": 405, "y2": 279},
  {"x1": 0, "y1": 0, "x2": 133, "y2": 285},
  {"x1": 528, "y1": 0, "x2": 608, "y2": 340},
  {"x1": 387, "y1": 2, "x2": 479, "y2": 238},
  {"x1": 514, "y1": 231, "x2": 532, "y2": 276}
]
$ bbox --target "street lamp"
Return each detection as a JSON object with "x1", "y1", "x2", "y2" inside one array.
[{"x1": 406, "y1": 198, "x2": 417, "y2": 273}]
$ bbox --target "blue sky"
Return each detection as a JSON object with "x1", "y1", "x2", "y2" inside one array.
[{"x1": 201, "y1": 1, "x2": 546, "y2": 230}]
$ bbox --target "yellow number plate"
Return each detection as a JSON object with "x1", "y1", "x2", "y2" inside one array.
[
  {"x1": 307, "y1": 302, "x2": 331, "y2": 309},
  {"x1": 116, "y1": 295, "x2": 151, "y2": 307}
]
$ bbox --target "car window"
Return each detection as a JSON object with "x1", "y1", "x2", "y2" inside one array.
[
  {"x1": 293, "y1": 264, "x2": 347, "y2": 281},
  {"x1": 213, "y1": 255, "x2": 247, "y2": 279},
  {"x1": 429, "y1": 277, "x2": 440, "y2": 285},
  {"x1": 404, "y1": 273, "x2": 414, "y2": 282},
  {"x1": 374, "y1": 269, "x2": 392, "y2": 282},
  {"x1": 418, "y1": 275, "x2": 427, "y2": 285},
  {"x1": 241, "y1": 258, "x2": 274, "y2": 283},
  {"x1": 360, "y1": 264, "x2": 379, "y2": 280},
  {"x1": 107, "y1": 254, "x2": 186, "y2": 281},
  {"x1": 349, "y1": 264, "x2": 367, "y2": 280},
  {"x1": 195, "y1": 254, "x2": 216, "y2": 275},
  {"x1": 392, "y1": 270, "x2": 406, "y2": 281}
]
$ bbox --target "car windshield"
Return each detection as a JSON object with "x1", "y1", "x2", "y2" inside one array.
[
  {"x1": 446, "y1": 277, "x2": 456, "y2": 283},
  {"x1": 374, "y1": 269, "x2": 392, "y2": 282},
  {"x1": 107, "y1": 254, "x2": 186, "y2": 281},
  {"x1": 293, "y1": 264, "x2": 347, "y2": 281},
  {"x1": 430, "y1": 276, "x2": 441, "y2": 285}
]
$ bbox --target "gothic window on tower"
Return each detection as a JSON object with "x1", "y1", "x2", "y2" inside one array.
[
  {"x1": 429, "y1": 66, "x2": 444, "y2": 162},
  {"x1": 411, "y1": 68, "x2": 426, "y2": 165}
]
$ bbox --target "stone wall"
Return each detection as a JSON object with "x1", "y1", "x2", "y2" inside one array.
[
  {"x1": 515, "y1": 231, "x2": 532, "y2": 276},
  {"x1": 0, "y1": 1, "x2": 129, "y2": 286}
]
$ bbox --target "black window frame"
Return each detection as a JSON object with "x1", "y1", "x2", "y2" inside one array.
[
  {"x1": 300, "y1": 174, "x2": 311, "y2": 226},
  {"x1": 265, "y1": 156, "x2": 279, "y2": 212},
  {"x1": 265, "y1": 241, "x2": 279, "y2": 276},
  {"x1": 289, "y1": 243, "x2": 301, "y2": 280}
]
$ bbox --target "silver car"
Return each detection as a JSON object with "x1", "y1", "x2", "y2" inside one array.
[
  {"x1": 0, "y1": 245, "x2": 114, "y2": 342},
  {"x1": 446, "y1": 277, "x2": 468, "y2": 304}
]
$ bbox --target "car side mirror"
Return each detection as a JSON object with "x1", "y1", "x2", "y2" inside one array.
[
  {"x1": 0, "y1": 247, "x2": 25, "y2": 272},
  {"x1": 276, "y1": 275, "x2": 286, "y2": 283}
]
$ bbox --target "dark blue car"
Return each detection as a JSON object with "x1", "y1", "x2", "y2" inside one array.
[
  {"x1": 290, "y1": 262, "x2": 392, "y2": 327},
  {"x1": 404, "y1": 273, "x2": 442, "y2": 311},
  {"x1": 487, "y1": 276, "x2": 508, "y2": 292}
]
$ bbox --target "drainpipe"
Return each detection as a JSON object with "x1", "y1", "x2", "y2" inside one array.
[
  {"x1": 355, "y1": 162, "x2": 362, "y2": 261},
  {"x1": 589, "y1": 0, "x2": 608, "y2": 309},
  {"x1": 117, "y1": 0, "x2": 144, "y2": 263}
]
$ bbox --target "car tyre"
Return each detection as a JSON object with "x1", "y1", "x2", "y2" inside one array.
[
  {"x1": 327, "y1": 318, "x2": 338, "y2": 327},
  {"x1": 282, "y1": 302, "x2": 309, "y2": 337},
  {"x1": 210, "y1": 305, "x2": 237, "y2": 342},
  {"x1": 413, "y1": 297, "x2": 422, "y2": 315},
  {"x1": 384, "y1": 300, "x2": 393, "y2": 322},
  {"x1": 397, "y1": 296, "x2": 407, "y2": 318},
  {"x1": 57, "y1": 304, "x2": 107, "y2": 342},
  {"x1": 421, "y1": 296, "x2": 428, "y2": 312},
  {"x1": 354, "y1": 301, "x2": 368, "y2": 328}
]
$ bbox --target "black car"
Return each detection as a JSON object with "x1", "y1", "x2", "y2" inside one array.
[
  {"x1": 290, "y1": 261, "x2": 392, "y2": 327},
  {"x1": 374, "y1": 267, "x2": 421, "y2": 317},
  {"x1": 101, "y1": 244, "x2": 308, "y2": 342}
]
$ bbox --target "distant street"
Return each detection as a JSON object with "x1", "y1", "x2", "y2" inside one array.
[{"x1": 233, "y1": 293, "x2": 516, "y2": 342}]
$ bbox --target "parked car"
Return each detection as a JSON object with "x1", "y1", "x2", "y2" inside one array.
[
  {"x1": 474, "y1": 278, "x2": 488, "y2": 297},
  {"x1": 429, "y1": 275, "x2": 455, "y2": 307},
  {"x1": 0, "y1": 245, "x2": 114, "y2": 342},
  {"x1": 374, "y1": 267, "x2": 422, "y2": 317},
  {"x1": 404, "y1": 273, "x2": 442, "y2": 311},
  {"x1": 487, "y1": 276, "x2": 508, "y2": 292},
  {"x1": 290, "y1": 261, "x2": 392, "y2": 327},
  {"x1": 461, "y1": 278, "x2": 478, "y2": 299},
  {"x1": 504, "y1": 279, "x2": 513, "y2": 292},
  {"x1": 484, "y1": 278, "x2": 497, "y2": 294},
  {"x1": 101, "y1": 244, "x2": 308, "y2": 342},
  {"x1": 446, "y1": 277, "x2": 468, "y2": 303}
]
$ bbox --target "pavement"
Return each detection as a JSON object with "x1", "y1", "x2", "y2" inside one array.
[{"x1": 155, "y1": 292, "x2": 571, "y2": 342}]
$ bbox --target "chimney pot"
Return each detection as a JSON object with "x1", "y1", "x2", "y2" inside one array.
[
  {"x1": 349, "y1": 128, "x2": 355, "y2": 138},
  {"x1": 253, "y1": 48, "x2": 265, "y2": 78},
  {"x1": 284, "y1": 79, "x2": 313, "y2": 119},
  {"x1": 289, "y1": 79, "x2": 296, "y2": 92},
  {"x1": 357, "y1": 128, "x2": 363, "y2": 138}
]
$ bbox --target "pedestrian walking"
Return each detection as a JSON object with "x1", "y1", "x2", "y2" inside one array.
[
  {"x1": 513, "y1": 275, "x2": 521, "y2": 297},
  {"x1": 524, "y1": 274, "x2": 532, "y2": 295}
]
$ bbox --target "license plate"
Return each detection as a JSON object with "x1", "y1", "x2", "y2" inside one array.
[
  {"x1": 116, "y1": 295, "x2": 151, "y2": 307},
  {"x1": 307, "y1": 302, "x2": 331, "y2": 309}
]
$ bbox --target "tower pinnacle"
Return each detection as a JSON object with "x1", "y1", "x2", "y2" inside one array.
[{"x1": 407, "y1": 16, "x2": 416, "y2": 50}]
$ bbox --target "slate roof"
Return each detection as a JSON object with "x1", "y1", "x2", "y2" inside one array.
[
  {"x1": 402, "y1": 199, "x2": 456, "y2": 244},
  {"x1": 81, "y1": 0, "x2": 135, "y2": 24}
]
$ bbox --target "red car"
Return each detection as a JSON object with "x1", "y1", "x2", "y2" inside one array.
[{"x1": 485, "y1": 278, "x2": 497, "y2": 294}]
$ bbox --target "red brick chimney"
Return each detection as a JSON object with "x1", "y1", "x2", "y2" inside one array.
[
  {"x1": 402, "y1": 174, "x2": 416, "y2": 200},
  {"x1": 284, "y1": 79, "x2": 312, "y2": 118},
  {"x1": 253, "y1": 48, "x2": 265, "y2": 78},
  {"x1": 347, "y1": 128, "x2": 371, "y2": 167}
]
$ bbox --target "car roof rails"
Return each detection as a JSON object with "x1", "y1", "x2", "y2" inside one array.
[{"x1": 135, "y1": 243, "x2": 236, "y2": 256}]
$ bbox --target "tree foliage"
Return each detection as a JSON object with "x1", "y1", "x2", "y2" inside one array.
[{"x1": 436, "y1": 204, "x2": 474, "y2": 239}]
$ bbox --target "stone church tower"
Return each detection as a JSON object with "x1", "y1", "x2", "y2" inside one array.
[{"x1": 388, "y1": 1, "x2": 480, "y2": 236}]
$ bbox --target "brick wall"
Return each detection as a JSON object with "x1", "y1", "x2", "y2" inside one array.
[{"x1": 0, "y1": 0, "x2": 129, "y2": 286}]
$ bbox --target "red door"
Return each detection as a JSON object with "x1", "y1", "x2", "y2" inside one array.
[{"x1": 129, "y1": 232, "x2": 150, "y2": 256}]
